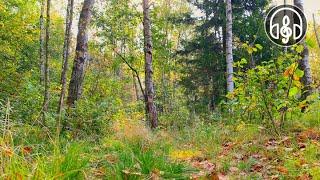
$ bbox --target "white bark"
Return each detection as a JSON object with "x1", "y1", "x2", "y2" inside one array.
[
  {"x1": 40, "y1": 0, "x2": 45, "y2": 84},
  {"x1": 226, "y1": 0, "x2": 234, "y2": 93},
  {"x1": 42, "y1": 0, "x2": 51, "y2": 122},
  {"x1": 294, "y1": 0, "x2": 313, "y2": 97},
  {"x1": 58, "y1": 0, "x2": 74, "y2": 114}
]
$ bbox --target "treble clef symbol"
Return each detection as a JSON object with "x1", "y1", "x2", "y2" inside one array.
[{"x1": 280, "y1": 15, "x2": 292, "y2": 44}]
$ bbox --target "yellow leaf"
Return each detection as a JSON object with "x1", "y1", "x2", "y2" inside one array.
[
  {"x1": 293, "y1": 75, "x2": 300, "y2": 81},
  {"x1": 3, "y1": 147, "x2": 13, "y2": 157},
  {"x1": 169, "y1": 150, "x2": 202, "y2": 161}
]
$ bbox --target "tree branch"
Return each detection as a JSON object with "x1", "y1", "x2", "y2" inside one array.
[{"x1": 113, "y1": 49, "x2": 146, "y2": 99}]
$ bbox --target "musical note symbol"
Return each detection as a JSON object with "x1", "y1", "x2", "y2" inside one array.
[
  {"x1": 280, "y1": 15, "x2": 292, "y2": 44},
  {"x1": 266, "y1": 5, "x2": 307, "y2": 46}
]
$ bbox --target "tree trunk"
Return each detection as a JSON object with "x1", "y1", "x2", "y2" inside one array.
[
  {"x1": 67, "y1": 0, "x2": 94, "y2": 107},
  {"x1": 39, "y1": 0, "x2": 45, "y2": 84},
  {"x1": 42, "y1": 0, "x2": 50, "y2": 123},
  {"x1": 143, "y1": 0, "x2": 158, "y2": 129},
  {"x1": 313, "y1": 14, "x2": 320, "y2": 49},
  {"x1": 58, "y1": 0, "x2": 74, "y2": 115},
  {"x1": 226, "y1": 0, "x2": 234, "y2": 93},
  {"x1": 294, "y1": 0, "x2": 313, "y2": 98},
  {"x1": 132, "y1": 72, "x2": 139, "y2": 101}
]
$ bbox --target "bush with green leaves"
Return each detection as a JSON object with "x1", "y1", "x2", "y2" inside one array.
[{"x1": 224, "y1": 44, "x2": 310, "y2": 134}]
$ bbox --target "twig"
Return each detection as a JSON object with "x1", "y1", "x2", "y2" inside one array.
[{"x1": 113, "y1": 49, "x2": 146, "y2": 99}]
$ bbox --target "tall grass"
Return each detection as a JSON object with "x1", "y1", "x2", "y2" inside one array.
[{"x1": 0, "y1": 99, "x2": 90, "y2": 179}]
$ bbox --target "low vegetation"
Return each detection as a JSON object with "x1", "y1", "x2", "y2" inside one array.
[{"x1": 1, "y1": 0, "x2": 320, "y2": 179}]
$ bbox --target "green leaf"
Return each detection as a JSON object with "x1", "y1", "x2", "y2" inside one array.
[
  {"x1": 242, "y1": 43, "x2": 249, "y2": 49},
  {"x1": 289, "y1": 87, "x2": 299, "y2": 97},
  {"x1": 240, "y1": 58, "x2": 247, "y2": 64},
  {"x1": 306, "y1": 36, "x2": 316, "y2": 48},
  {"x1": 255, "y1": 44, "x2": 263, "y2": 50},
  {"x1": 294, "y1": 69, "x2": 304, "y2": 78},
  {"x1": 296, "y1": 45, "x2": 304, "y2": 53}
]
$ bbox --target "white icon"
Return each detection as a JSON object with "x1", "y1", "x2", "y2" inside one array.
[
  {"x1": 269, "y1": 7, "x2": 303, "y2": 44},
  {"x1": 280, "y1": 15, "x2": 292, "y2": 44}
]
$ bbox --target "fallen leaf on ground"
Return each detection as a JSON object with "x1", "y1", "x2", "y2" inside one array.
[
  {"x1": 251, "y1": 163, "x2": 263, "y2": 172},
  {"x1": 22, "y1": 146, "x2": 32, "y2": 155},
  {"x1": 276, "y1": 166, "x2": 288, "y2": 174},
  {"x1": 296, "y1": 173, "x2": 312, "y2": 180}
]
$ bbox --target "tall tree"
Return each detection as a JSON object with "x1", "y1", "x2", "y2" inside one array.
[
  {"x1": 39, "y1": 0, "x2": 45, "y2": 84},
  {"x1": 313, "y1": 14, "x2": 320, "y2": 49},
  {"x1": 225, "y1": 0, "x2": 234, "y2": 93},
  {"x1": 42, "y1": 0, "x2": 50, "y2": 122},
  {"x1": 180, "y1": 0, "x2": 270, "y2": 111},
  {"x1": 58, "y1": 0, "x2": 74, "y2": 114},
  {"x1": 294, "y1": 0, "x2": 313, "y2": 98},
  {"x1": 143, "y1": 0, "x2": 158, "y2": 129},
  {"x1": 67, "y1": 0, "x2": 94, "y2": 106}
]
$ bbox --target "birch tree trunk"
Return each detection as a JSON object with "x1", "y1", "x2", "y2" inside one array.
[
  {"x1": 294, "y1": 0, "x2": 313, "y2": 98},
  {"x1": 39, "y1": 0, "x2": 45, "y2": 84},
  {"x1": 42, "y1": 0, "x2": 50, "y2": 123},
  {"x1": 58, "y1": 0, "x2": 74, "y2": 115},
  {"x1": 143, "y1": 0, "x2": 158, "y2": 129},
  {"x1": 226, "y1": 0, "x2": 234, "y2": 93},
  {"x1": 67, "y1": 0, "x2": 94, "y2": 107},
  {"x1": 313, "y1": 14, "x2": 320, "y2": 48}
]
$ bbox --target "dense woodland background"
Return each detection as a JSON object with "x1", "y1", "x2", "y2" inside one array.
[{"x1": 0, "y1": 0, "x2": 320, "y2": 179}]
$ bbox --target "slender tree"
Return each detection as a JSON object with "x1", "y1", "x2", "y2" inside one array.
[
  {"x1": 58, "y1": 0, "x2": 74, "y2": 115},
  {"x1": 313, "y1": 14, "x2": 320, "y2": 48},
  {"x1": 67, "y1": 0, "x2": 94, "y2": 106},
  {"x1": 42, "y1": 0, "x2": 50, "y2": 122},
  {"x1": 39, "y1": 0, "x2": 45, "y2": 84},
  {"x1": 143, "y1": 0, "x2": 158, "y2": 129},
  {"x1": 226, "y1": 0, "x2": 234, "y2": 93},
  {"x1": 294, "y1": 0, "x2": 313, "y2": 98}
]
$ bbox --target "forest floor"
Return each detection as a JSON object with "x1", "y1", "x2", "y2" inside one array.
[
  {"x1": 1, "y1": 120, "x2": 320, "y2": 179},
  {"x1": 101, "y1": 122, "x2": 320, "y2": 179}
]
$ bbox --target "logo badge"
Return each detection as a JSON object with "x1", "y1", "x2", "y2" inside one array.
[{"x1": 265, "y1": 5, "x2": 307, "y2": 47}]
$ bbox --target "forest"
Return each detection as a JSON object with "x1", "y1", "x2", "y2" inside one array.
[{"x1": 0, "y1": 0, "x2": 320, "y2": 179}]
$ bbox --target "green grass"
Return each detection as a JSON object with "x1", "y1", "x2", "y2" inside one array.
[
  {"x1": 1, "y1": 113, "x2": 320, "y2": 179},
  {"x1": 102, "y1": 139, "x2": 194, "y2": 179},
  {"x1": 1, "y1": 140, "x2": 90, "y2": 179}
]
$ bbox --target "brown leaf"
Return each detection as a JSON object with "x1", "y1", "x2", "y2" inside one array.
[
  {"x1": 191, "y1": 160, "x2": 216, "y2": 173},
  {"x1": 296, "y1": 173, "x2": 312, "y2": 180},
  {"x1": 151, "y1": 169, "x2": 160, "y2": 180},
  {"x1": 251, "y1": 153, "x2": 262, "y2": 159},
  {"x1": 22, "y1": 146, "x2": 32, "y2": 155},
  {"x1": 277, "y1": 166, "x2": 288, "y2": 174},
  {"x1": 105, "y1": 154, "x2": 118, "y2": 164},
  {"x1": 217, "y1": 173, "x2": 229, "y2": 180},
  {"x1": 298, "y1": 129, "x2": 320, "y2": 142},
  {"x1": 208, "y1": 172, "x2": 219, "y2": 180},
  {"x1": 208, "y1": 172, "x2": 229, "y2": 180},
  {"x1": 251, "y1": 163, "x2": 263, "y2": 172},
  {"x1": 298, "y1": 143, "x2": 306, "y2": 149},
  {"x1": 279, "y1": 136, "x2": 291, "y2": 147},
  {"x1": 92, "y1": 168, "x2": 106, "y2": 177}
]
